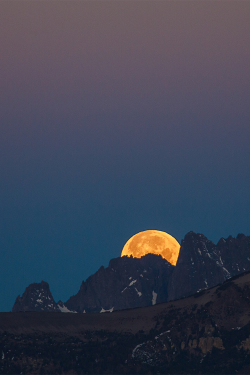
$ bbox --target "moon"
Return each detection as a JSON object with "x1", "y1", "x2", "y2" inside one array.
[{"x1": 121, "y1": 230, "x2": 180, "y2": 266}]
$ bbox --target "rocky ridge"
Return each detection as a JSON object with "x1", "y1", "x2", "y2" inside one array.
[
  {"x1": 12, "y1": 231, "x2": 250, "y2": 313},
  {"x1": 66, "y1": 253, "x2": 174, "y2": 313}
]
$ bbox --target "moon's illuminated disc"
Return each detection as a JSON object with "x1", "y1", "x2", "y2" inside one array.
[{"x1": 121, "y1": 230, "x2": 180, "y2": 266}]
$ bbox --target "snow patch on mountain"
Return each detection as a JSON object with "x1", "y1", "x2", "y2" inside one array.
[
  {"x1": 100, "y1": 307, "x2": 114, "y2": 313},
  {"x1": 135, "y1": 287, "x2": 142, "y2": 297},
  {"x1": 57, "y1": 301, "x2": 77, "y2": 313},
  {"x1": 152, "y1": 291, "x2": 157, "y2": 305},
  {"x1": 129, "y1": 279, "x2": 137, "y2": 286}
]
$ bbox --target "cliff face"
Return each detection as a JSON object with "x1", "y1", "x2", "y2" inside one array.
[
  {"x1": 12, "y1": 232, "x2": 250, "y2": 313},
  {"x1": 216, "y1": 233, "x2": 250, "y2": 276},
  {"x1": 167, "y1": 232, "x2": 226, "y2": 301}
]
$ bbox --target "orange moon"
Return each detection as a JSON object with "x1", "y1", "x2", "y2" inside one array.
[{"x1": 121, "y1": 230, "x2": 180, "y2": 266}]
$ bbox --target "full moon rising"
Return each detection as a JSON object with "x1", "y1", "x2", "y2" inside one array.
[{"x1": 121, "y1": 230, "x2": 180, "y2": 266}]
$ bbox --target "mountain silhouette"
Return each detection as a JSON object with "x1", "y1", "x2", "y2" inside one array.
[{"x1": 12, "y1": 231, "x2": 250, "y2": 313}]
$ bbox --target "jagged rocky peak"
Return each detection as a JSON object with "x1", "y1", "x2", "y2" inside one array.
[
  {"x1": 12, "y1": 231, "x2": 250, "y2": 314},
  {"x1": 12, "y1": 281, "x2": 59, "y2": 312},
  {"x1": 65, "y1": 253, "x2": 175, "y2": 313},
  {"x1": 178, "y1": 231, "x2": 220, "y2": 265},
  {"x1": 167, "y1": 231, "x2": 225, "y2": 301},
  {"x1": 216, "y1": 232, "x2": 250, "y2": 277},
  {"x1": 181, "y1": 231, "x2": 215, "y2": 250}
]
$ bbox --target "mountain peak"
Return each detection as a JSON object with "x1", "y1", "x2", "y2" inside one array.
[
  {"x1": 12, "y1": 281, "x2": 59, "y2": 312},
  {"x1": 66, "y1": 253, "x2": 174, "y2": 313}
]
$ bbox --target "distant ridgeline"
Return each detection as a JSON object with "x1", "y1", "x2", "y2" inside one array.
[{"x1": 12, "y1": 232, "x2": 250, "y2": 313}]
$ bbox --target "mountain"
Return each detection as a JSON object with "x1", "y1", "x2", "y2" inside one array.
[
  {"x1": 167, "y1": 231, "x2": 250, "y2": 301},
  {"x1": 3, "y1": 271, "x2": 250, "y2": 374},
  {"x1": 12, "y1": 281, "x2": 59, "y2": 312},
  {"x1": 66, "y1": 253, "x2": 174, "y2": 313},
  {"x1": 167, "y1": 231, "x2": 225, "y2": 301},
  {"x1": 12, "y1": 282, "x2": 76, "y2": 313},
  {"x1": 216, "y1": 232, "x2": 250, "y2": 276},
  {"x1": 65, "y1": 231, "x2": 250, "y2": 312},
  {"x1": 130, "y1": 270, "x2": 250, "y2": 374},
  {"x1": 12, "y1": 231, "x2": 250, "y2": 313}
]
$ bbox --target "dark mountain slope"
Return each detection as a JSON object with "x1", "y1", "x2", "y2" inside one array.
[
  {"x1": 12, "y1": 281, "x2": 59, "y2": 312},
  {"x1": 168, "y1": 231, "x2": 225, "y2": 300},
  {"x1": 3, "y1": 271, "x2": 250, "y2": 374},
  {"x1": 216, "y1": 233, "x2": 250, "y2": 276},
  {"x1": 66, "y1": 253, "x2": 174, "y2": 313}
]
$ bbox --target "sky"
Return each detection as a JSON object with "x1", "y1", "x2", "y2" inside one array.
[{"x1": 0, "y1": 1, "x2": 250, "y2": 312}]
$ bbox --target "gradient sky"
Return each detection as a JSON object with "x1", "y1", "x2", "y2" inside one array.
[{"x1": 0, "y1": 1, "x2": 250, "y2": 312}]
